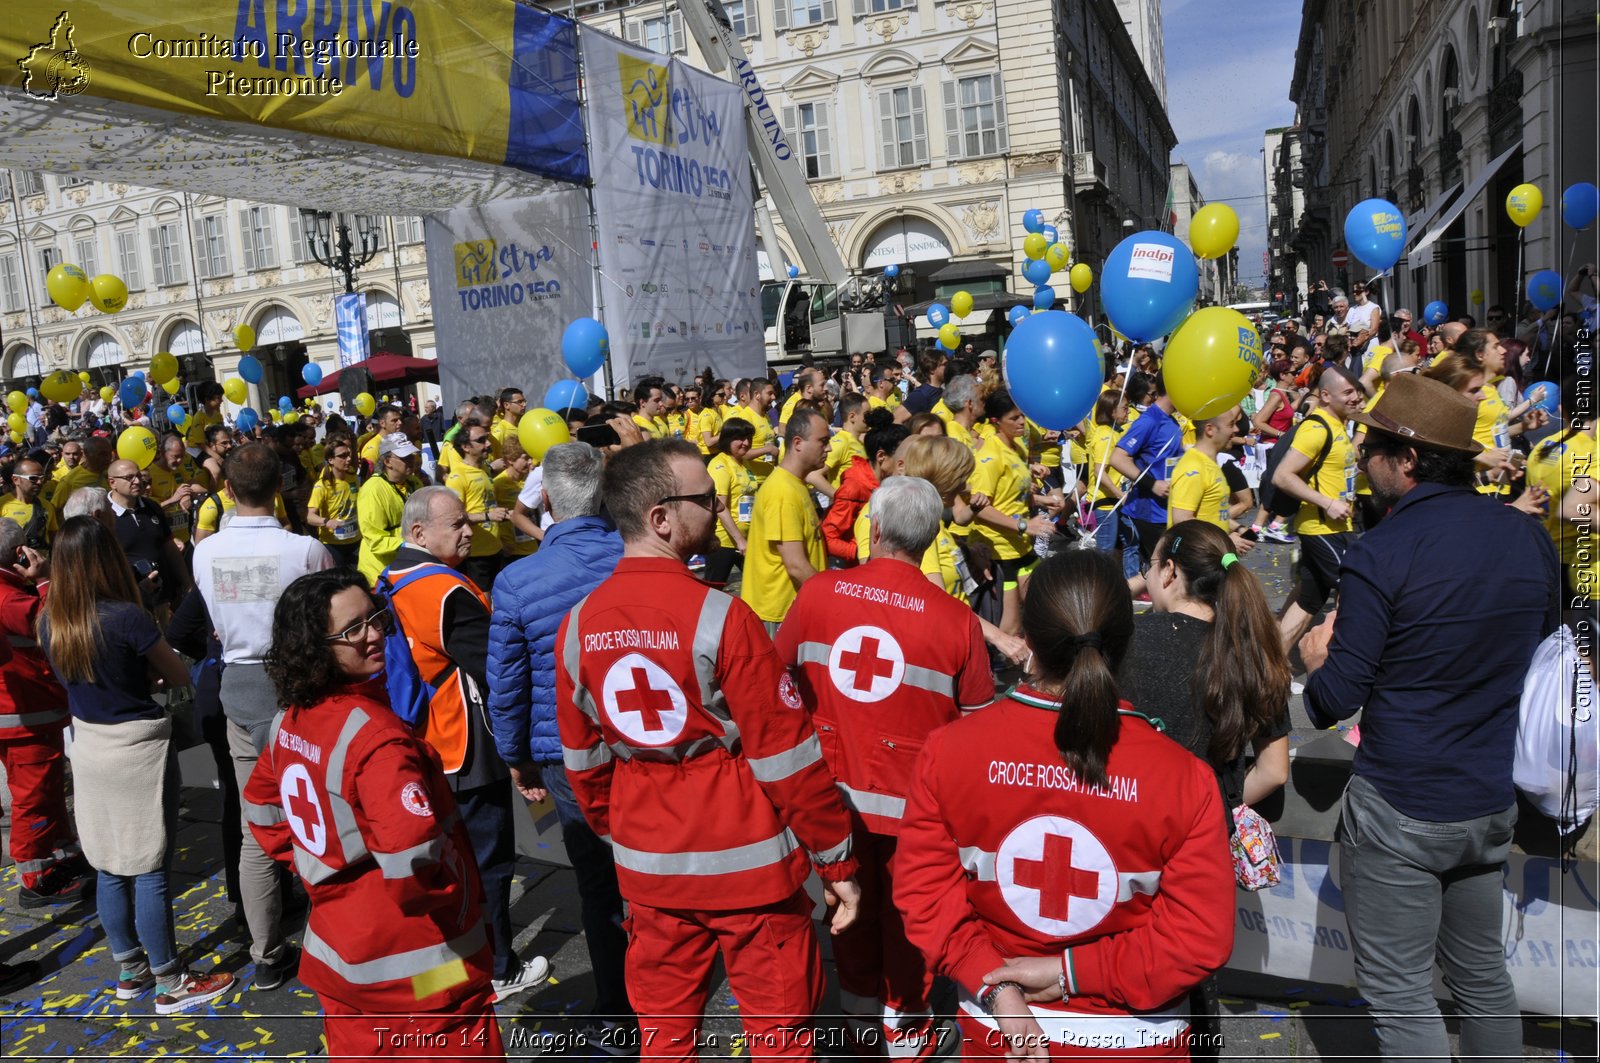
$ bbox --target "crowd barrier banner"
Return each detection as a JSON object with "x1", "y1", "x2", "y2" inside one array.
[
  {"x1": 424, "y1": 188, "x2": 592, "y2": 409},
  {"x1": 1227, "y1": 835, "x2": 1600, "y2": 1017},
  {"x1": 583, "y1": 29, "x2": 765, "y2": 389}
]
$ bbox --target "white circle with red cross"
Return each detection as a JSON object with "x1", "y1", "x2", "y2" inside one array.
[
  {"x1": 997, "y1": 815, "x2": 1117, "y2": 937},
  {"x1": 826, "y1": 625, "x2": 906, "y2": 703},
  {"x1": 601, "y1": 652, "x2": 689, "y2": 745},
  {"x1": 279, "y1": 762, "x2": 327, "y2": 857}
]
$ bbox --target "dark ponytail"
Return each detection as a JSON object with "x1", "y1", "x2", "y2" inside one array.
[
  {"x1": 1155, "y1": 521, "x2": 1292, "y2": 766},
  {"x1": 1022, "y1": 550, "x2": 1134, "y2": 788}
]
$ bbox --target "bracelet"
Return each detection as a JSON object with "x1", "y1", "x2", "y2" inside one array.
[{"x1": 979, "y1": 980, "x2": 1023, "y2": 1014}]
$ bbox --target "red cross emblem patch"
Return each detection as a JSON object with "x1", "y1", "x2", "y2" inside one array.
[
  {"x1": 997, "y1": 815, "x2": 1116, "y2": 936},
  {"x1": 826, "y1": 625, "x2": 905, "y2": 703},
  {"x1": 280, "y1": 763, "x2": 327, "y2": 857},
  {"x1": 601, "y1": 652, "x2": 689, "y2": 745}
]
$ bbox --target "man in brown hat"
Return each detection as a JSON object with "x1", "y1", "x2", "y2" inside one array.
[{"x1": 1298, "y1": 372, "x2": 1560, "y2": 1061}]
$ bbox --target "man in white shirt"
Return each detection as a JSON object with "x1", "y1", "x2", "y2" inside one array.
[
  {"x1": 1344, "y1": 281, "x2": 1384, "y2": 365},
  {"x1": 192, "y1": 442, "x2": 333, "y2": 991}
]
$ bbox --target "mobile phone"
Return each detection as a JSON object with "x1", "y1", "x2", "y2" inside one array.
[
  {"x1": 1240, "y1": 527, "x2": 1260, "y2": 542},
  {"x1": 576, "y1": 423, "x2": 622, "y2": 447}
]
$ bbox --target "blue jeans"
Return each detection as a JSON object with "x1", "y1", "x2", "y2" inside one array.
[
  {"x1": 1092, "y1": 507, "x2": 1141, "y2": 580},
  {"x1": 538, "y1": 761, "x2": 633, "y2": 1018},
  {"x1": 99, "y1": 870, "x2": 178, "y2": 974}
]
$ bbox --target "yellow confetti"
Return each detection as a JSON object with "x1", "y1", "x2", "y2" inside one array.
[
  {"x1": 1259, "y1": 1032, "x2": 1281, "y2": 1040},
  {"x1": 1289, "y1": 1001, "x2": 1310, "y2": 1009}
]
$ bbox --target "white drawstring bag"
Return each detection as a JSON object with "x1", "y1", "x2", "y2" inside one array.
[{"x1": 1512, "y1": 625, "x2": 1598, "y2": 835}]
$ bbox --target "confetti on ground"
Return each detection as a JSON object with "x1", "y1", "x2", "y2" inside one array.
[{"x1": 1259, "y1": 1032, "x2": 1282, "y2": 1040}]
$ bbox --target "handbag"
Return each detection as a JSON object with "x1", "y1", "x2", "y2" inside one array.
[
  {"x1": 1230, "y1": 804, "x2": 1282, "y2": 891},
  {"x1": 1512, "y1": 624, "x2": 1598, "y2": 835}
]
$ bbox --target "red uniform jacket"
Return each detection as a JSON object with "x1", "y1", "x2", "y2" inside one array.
[
  {"x1": 775, "y1": 556, "x2": 994, "y2": 834},
  {"x1": 0, "y1": 570, "x2": 64, "y2": 738},
  {"x1": 821, "y1": 457, "x2": 877, "y2": 563},
  {"x1": 895, "y1": 686, "x2": 1234, "y2": 1048},
  {"x1": 244, "y1": 686, "x2": 493, "y2": 1012},
  {"x1": 556, "y1": 556, "x2": 858, "y2": 910}
]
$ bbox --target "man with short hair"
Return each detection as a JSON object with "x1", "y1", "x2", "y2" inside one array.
[
  {"x1": 1300, "y1": 372, "x2": 1559, "y2": 1061},
  {"x1": 108, "y1": 458, "x2": 189, "y2": 606},
  {"x1": 724, "y1": 378, "x2": 779, "y2": 485},
  {"x1": 50, "y1": 436, "x2": 109, "y2": 522},
  {"x1": 488, "y1": 443, "x2": 630, "y2": 1039},
  {"x1": 491, "y1": 387, "x2": 526, "y2": 450},
  {"x1": 1390, "y1": 308, "x2": 1425, "y2": 350},
  {"x1": 444, "y1": 422, "x2": 508, "y2": 591},
  {"x1": 825, "y1": 394, "x2": 870, "y2": 489},
  {"x1": 631, "y1": 377, "x2": 668, "y2": 440},
  {"x1": 903, "y1": 351, "x2": 947, "y2": 415},
  {"x1": 1345, "y1": 282, "x2": 1383, "y2": 366},
  {"x1": 780, "y1": 368, "x2": 823, "y2": 433},
  {"x1": 201, "y1": 423, "x2": 234, "y2": 486},
  {"x1": 1168, "y1": 407, "x2": 1254, "y2": 553},
  {"x1": 556, "y1": 439, "x2": 860, "y2": 1060},
  {"x1": 380, "y1": 486, "x2": 549, "y2": 1001},
  {"x1": 193, "y1": 442, "x2": 334, "y2": 990},
  {"x1": 777, "y1": 476, "x2": 991, "y2": 1053},
  {"x1": 357, "y1": 433, "x2": 420, "y2": 586},
  {"x1": 360, "y1": 404, "x2": 406, "y2": 466},
  {"x1": 742, "y1": 408, "x2": 830, "y2": 631},
  {"x1": 1, "y1": 458, "x2": 57, "y2": 549}
]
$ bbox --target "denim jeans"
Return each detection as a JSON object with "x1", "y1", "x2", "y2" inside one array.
[
  {"x1": 538, "y1": 761, "x2": 633, "y2": 1018},
  {"x1": 1091, "y1": 507, "x2": 1142, "y2": 580},
  {"x1": 1338, "y1": 774, "x2": 1520, "y2": 1062},
  {"x1": 99, "y1": 869, "x2": 179, "y2": 975}
]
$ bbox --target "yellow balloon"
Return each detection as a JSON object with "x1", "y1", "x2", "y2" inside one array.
[
  {"x1": 1190, "y1": 204, "x2": 1240, "y2": 260},
  {"x1": 7, "y1": 412, "x2": 26, "y2": 435},
  {"x1": 77, "y1": 371, "x2": 90, "y2": 383},
  {"x1": 99, "y1": 385, "x2": 115, "y2": 402},
  {"x1": 233, "y1": 324, "x2": 257, "y2": 351},
  {"x1": 354, "y1": 392, "x2": 377, "y2": 417},
  {"x1": 45, "y1": 263, "x2": 90, "y2": 312},
  {"x1": 938, "y1": 322, "x2": 962, "y2": 350},
  {"x1": 1470, "y1": 288, "x2": 1485, "y2": 305},
  {"x1": 6, "y1": 391, "x2": 26, "y2": 414},
  {"x1": 88, "y1": 273, "x2": 129, "y2": 314},
  {"x1": 517, "y1": 407, "x2": 571, "y2": 463},
  {"x1": 117, "y1": 426, "x2": 160, "y2": 470},
  {"x1": 1045, "y1": 242, "x2": 1070, "y2": 271},
  {"x1": 283, "y1": 412, "x2": 300, "y2": 424},
  {"x1": 223, "y1": 377, "x2": 249, "y2": 405},
  {"x1": 1506, "y1": 183, "x2": 1543, "y2": 228},
  {"x1": 159, "y1": 378, "x2": 181, "y2": 395},
  {"x1": 7, "y1": 431, "x2": 20, "y2": 445},
  {"x1": 950, "y1": 290, "x2": 974, "y2": 318},
  {"x1": 1023, "y1": 233, "x2": 1049, "y2": 260},
  {"x1": 1163, "y1": 308, "x2": 1263, "y2": 420},
  {"x1": 1070, "y1": 262, "x2": 1094, "y2": 293},
  {"x1": 150, "y1": 352, "x2": 179, "y2": 382},
  {"x1": 40, "y1": 370, "x2": 80, "y2": 403}
]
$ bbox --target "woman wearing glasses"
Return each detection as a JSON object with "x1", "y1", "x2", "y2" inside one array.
[
  {"x1": 305, "y1": 435, "x2": 361, "y2": 569},
  {"x1": 244, "y1": 569, "x2": 503, "y2": 1058}
]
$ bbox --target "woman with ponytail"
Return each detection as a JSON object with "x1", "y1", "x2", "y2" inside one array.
[{"x1": 895, "y1": 549, "x2": 1234, "y2": 1060}]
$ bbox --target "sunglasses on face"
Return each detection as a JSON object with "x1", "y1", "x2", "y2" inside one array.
[
  {"x1": 658, "y1": 488, "x2": 717, "y2": 511},
  {"x1": 12, "y1": 473, "x2": 42, "y2": 483}
]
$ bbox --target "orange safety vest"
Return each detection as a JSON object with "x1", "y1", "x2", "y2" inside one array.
[{"x1": 381, "y1": 564, "x2": 492, "y2": 775}]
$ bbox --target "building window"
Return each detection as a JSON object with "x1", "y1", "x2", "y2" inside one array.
[
  {"x1": 0, "y1": 173, "x2": 9, "y2": 201},
  {"x1": 85, "y1": 331, "x2": 124, "y2": 369},
  {"x1": 724, "y1": 0, "x2": 758, "y2": 37},
  {"x1": 36, "y1": 247, "x2": 60, "y2": 302},
  {"x1": 876, "y1": 85, "x2": 929, "y2": 170},
  {"x1": 239, "y1": 206, "x2": 278, "y2": 270},
  {"x1": 627, "y1": 12, "x2": 685, "y2": 55},
  {"x1": 0, "y1": 253, "x2": 23, "y2": 312},
  {"x1": 395, "y1": 216, "x2": 426, "y2": 245},
  {"x1": 773, "y1": 0, "x2": 836, "y2": 32},
  {"x1": 854, "y1": 0, "x2": 910, "y2": 13},
  {"x1": 17, "y1": 172, "x2": 45, "y2": 197},
  {"x1": 194, "y1": 214, "x2": 231, "y2": 279},
  {"x1": 59, "y1": 174, "x2": 91, "y2": 189},
  {"x1": 116, "y1": 231, "x2": 144, "y2": 291},
  {"x1": 149, "y1": 222, "x2": 187, "y2": 287},
  {"x1": 782, "y1": 102, "x2": 835, "y2": 180},
  {"x1": 944, "y1": 73, "x2": 1008, "y2": 159},
  {"x1": 73, "y1": 235, "x2": 99, "y2": 278}
]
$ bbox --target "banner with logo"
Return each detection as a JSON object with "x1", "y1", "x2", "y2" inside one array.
[
  {"x1": 334, "y1": 293, "x2": 368, "y2": 369},
  {"x1": 424, "y1": 189, "x2": 591, "y2": 409},
  {"x1": 582, "y1": 30, "x2": 764, "y2": 389}
]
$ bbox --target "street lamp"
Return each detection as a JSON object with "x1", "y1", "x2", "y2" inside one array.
[{"x1": 298, "y1": 209, "x2": 381, "y2": 294}]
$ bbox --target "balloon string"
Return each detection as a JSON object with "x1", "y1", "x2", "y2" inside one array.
[{"x1": 1085, "y1": 367, "x2": 1136, "y2": 523}]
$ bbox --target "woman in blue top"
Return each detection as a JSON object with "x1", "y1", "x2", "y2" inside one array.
[{"x1": 40, "y1": 516, "x2": 235, "y2": 1015}]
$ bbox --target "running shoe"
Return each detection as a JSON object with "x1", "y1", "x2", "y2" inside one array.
[{"x1": 153, "y1": 970, "x2": 236, "y2": 1015}]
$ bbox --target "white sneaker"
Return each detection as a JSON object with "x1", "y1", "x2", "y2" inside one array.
[{"x1": 492, "y1": 955, "x2": 550, "y2": 1002}]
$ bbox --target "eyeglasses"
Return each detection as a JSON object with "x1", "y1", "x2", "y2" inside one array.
[
  {"x1": 108, "y1": 474, "x2": 141, "y2": 483},
  {"x1": 324, "y1": 608, "x2": 394, "y2": 644},
  {"x1": 12, "y1": 473, "x2": 42, "y2": 483},
  {"x1": 466, "y1": 435, "x2": 490, "y2": 446},
  {"x1": 658, "y1": 488, "x2": 717, "y2": 511}
]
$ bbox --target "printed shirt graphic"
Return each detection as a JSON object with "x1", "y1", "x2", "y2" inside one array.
[{"x1": 209, "y1": 556, "x2": 282, "y2": 603}]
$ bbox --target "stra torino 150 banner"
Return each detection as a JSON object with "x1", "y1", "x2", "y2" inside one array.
[
  {"x1": 424, "y1": 188, "x2": 592, "y2": 409},
  {"x1": 583, "y1": 29, "x2": 764, "y2": 390}
]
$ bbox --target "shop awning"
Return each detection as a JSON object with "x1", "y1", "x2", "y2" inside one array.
[{"x1": 1406, "y1": 141, "x2": 1521, "y2": 268}]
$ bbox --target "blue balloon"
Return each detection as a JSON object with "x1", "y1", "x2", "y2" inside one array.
[
  {"x1": 25, "y1": 388, "x2": 38, "y2": 399},
  {"x1": 278, "y1": 395, "x2": 293, "y2": 412},
  {"x1": 927, "y1": 303, "x2": 950, "y2": 327},
  {"x1": 1342, "y1": 197, "x2": 1407, "y2": 273},
  {"x1": 1043, "y1": 225, "x2": 1060, "y2": 245},
  {"x1": 118, "y1": 377, "x2": 146, "y2": 409},
  {"x1": 1423, "y1": 300, "x2": 1449, "y2": 326},
  {"x1": 236, "y1": 407, "x2": 260, "y2": 432},
  {"x1": 1022, "y1": 209, "x2": 1045, "y2": 234},
  {"x1": 1007, "y1": 305, "x2": 1030, "y2": 327},
  {"x1": 787, "y1": 264, "x2": 799, "y2": 278},
  {"x1": 1527, "y1": 269, "x2": 1563, "y2": 312},
  {"x1": 1523, "y1": 381, "x2": 1559, "y2": 415},
  {"x1": 544, "y1": 379, "x2": 589, "y2": 411},
  {"x1": 1022, "y1": 258, "x2": 1052, "y2": 286},
  {"x1": 884, "y1": 263, "x2": 900, "y2": 278},
  {"x1": 1001, "y1": 311, "x2": 1102, "y2": 430},
  {"x1": 301, "y1": 362, "x2": 324, "y2": 386},
  {"x1": 1100, "y1": 230, "x2": 1200, "y2": 343},
  {"x1": 1033, "y1": 285, "x2": 1057, "y2": 310},
  {"x1": 238, "y1": 354, "x2": 264, "y2": 384},
  {"x1": 167, "y1": 403, "x2": 187, "y2": 426},
  {"x1": 561, "y1": 318, "x2": 609, "y2": 377},
  {"x1": 1564, "y1": 182, "x2": 1600, "y2": 230}
]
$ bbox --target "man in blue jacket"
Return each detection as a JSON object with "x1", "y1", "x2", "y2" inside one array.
[{"x1": 487, "y1": 441, "x2": 630, "y2": 1039}]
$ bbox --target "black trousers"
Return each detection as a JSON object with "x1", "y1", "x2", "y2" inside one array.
[{"x1": 454, "y1": 780, "x2": 517, "y2": 980}]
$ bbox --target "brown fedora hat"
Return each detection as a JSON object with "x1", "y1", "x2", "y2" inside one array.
[{"x1": 1350, "y1": 372, "x2": 1484, "y2": 454}]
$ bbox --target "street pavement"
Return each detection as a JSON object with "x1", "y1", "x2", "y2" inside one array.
[{"x1": 0, "y1": 540, "x2": 1594, "y2": 1060}]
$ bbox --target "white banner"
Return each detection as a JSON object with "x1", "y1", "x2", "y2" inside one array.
[
  {"x1": 583, "y1": 29, "x2": 764, "y2": 389},
  {"x1": 1225, "y1": 835, "x2": 1599, "y2": 1017},
  {"x1": 424, "y1": 188, "x2": 593, "y2": 410}
]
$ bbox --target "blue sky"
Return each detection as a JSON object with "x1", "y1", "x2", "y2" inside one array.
[{"x1": 1162, "y1": 0, "x2": 1301, "y2": 287}]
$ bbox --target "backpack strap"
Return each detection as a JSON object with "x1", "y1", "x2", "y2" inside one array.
[
  {"x1": 380, "y1": 563, "x2": 470, "y2": 595},
  {"x1": 1300, "y1": 415, "x2": 1338, "y2": 480}
]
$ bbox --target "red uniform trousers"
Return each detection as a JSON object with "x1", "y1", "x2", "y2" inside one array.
[
  {"x1": 834, "y1": 831, "x2": 935, "y2": 1057},
  {"x1": 321, "y1": 989, "x2": 504, "y2": 1061},
  {"x1": 626, "y1": 890, "x2": 824, "y2": 1063},
  {"x1": 955, "y1": 1013, "x2": 1190, "y2": 1060},
  {"x1": 0, "y1": 729, "x2": 77, "y2": 889}
]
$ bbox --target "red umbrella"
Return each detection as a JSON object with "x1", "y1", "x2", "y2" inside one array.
[{"x1": 297, "y1": 353, "x2": 440, "y2": 398}]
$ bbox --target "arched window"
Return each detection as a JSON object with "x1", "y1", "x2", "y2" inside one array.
[
  {"x1": 254, "y1": 305, "x2": 305, "y2": 345},
  {"x1": 365, "y1": 292, "x2": 402, "y2": 330},
  {"x1": 6, "y1": 345, "x2": 41, "y2": 378},
  {"x1": 85, "y1": 331, "x2": 125, "y2": 369},
  {"x1": 163, "y1": 320, "x2": 205, "y2": 356}
]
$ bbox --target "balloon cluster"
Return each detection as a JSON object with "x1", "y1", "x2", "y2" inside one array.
[{"x1": 46, "y1": 265, "x2": 128, "y2": 315}]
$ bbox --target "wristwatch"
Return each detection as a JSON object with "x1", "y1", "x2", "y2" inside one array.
[
  {"x1": 1015, "y1": 515, "x2": 1027, "y2": 533},
  {"x1": 979, "y1": 981, "x2": 1023, "y2": 1014}
]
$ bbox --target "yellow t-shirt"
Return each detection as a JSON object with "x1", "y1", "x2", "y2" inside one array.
[
  {"x1": 490, "y1": 416, "x2": 518, "y2": 451},
  {"x1": 725, "y1": 406, "x2": 776, "y2": 485},
  {"x1": 1027, "y1": 419, "x2": 1062, "y2": 469},
  {"x1": 195, "y1": 491, "x2": 289, "y2": 535},
  {"x1": 825, "y1": 429, "x2": 866, "y2": 489},
  {"x1": 494, "y1": 469, "x2": 538, "y2": 557},
  {"x1": 144, "y1": 464, "x2": 193, "y2": 542},
  {"x1": 0, "y1": 493, "x2": 56, "y2": 544},
  {"x1": 1474, "y1": 382, "x2": 1513, "y2": 497},
  {"x1": 779, "y1": 392, "x2": 804, "y2": 432},
  {"x1": 1084, "y1": 422, "x2": 1125, "y2": 506},
  {"x1": 436, "y1": 439, "x2": 461, "y2": 477},
  {"x1": 446, "y1": 464, "x2": 504, "y2": 558},
  {"x1": 663, "y1": 412, "x2": 688, "y2": 441},
  {"x1": 689, "y1": 406, "x2": 722, "y2": 455},
  {"x1": 932, "y1": 399, "x2": 954, "y2": 427},
  {"x1": 969, "y1": 434, "x2": 1033, "y2": 561},
  {"x1": 739, "y1": 466, "x2": 824, "y2": 622},
  {"x1": 1528, "y1": 430, "x2": 1597, "y2": 598},
  {"x1": 308, "y1": 473, "x2": 361, "y2": 545},
  {"x1": 946, "y1": 417, "x2": 980, "y2": 456},
  {"x1": 49, "y1": 465, "x2": 106, "y2": 520},
  {"x1": 631, "y1": 414, "x2": 662, "y2": 440},
  {"x1": 184, "y1": 409, "x2": 222, "y2": 450},
  {"x1": 1167, "y1": 448, "x2": 1230, "y2": 529},
  {"x1": 708, "y1": 452, "x2": 755, "y2": 548},
  {"x1": 853, "y1": 502, "x2": 873, "y2": 562},
  {"x1": 1289, "y1": 410, "x2": 1355, "y2": 536},
  {"x1": 360, "y1": 431, "x2": 384, "y2": 466},
  {"x1": 925, "y1": 522, "x2": 970, "y2": 603}
]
